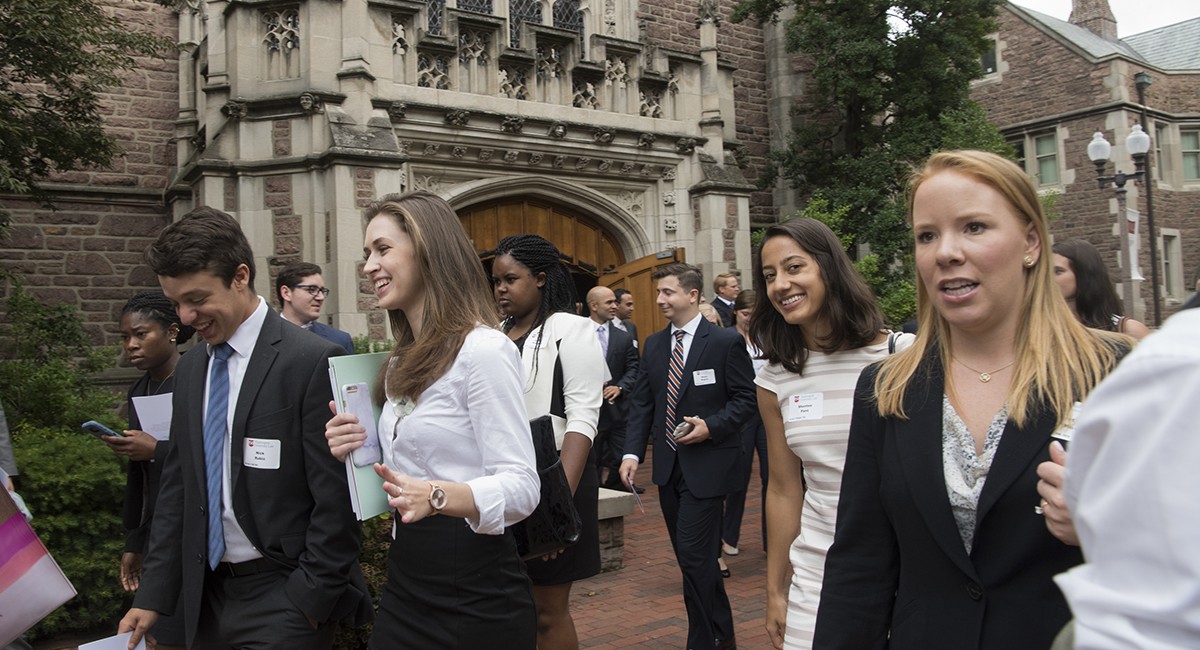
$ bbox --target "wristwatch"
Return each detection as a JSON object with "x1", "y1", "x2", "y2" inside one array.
[{"x1": 428, "y1": 483, "x2": 448, "y2": 512}]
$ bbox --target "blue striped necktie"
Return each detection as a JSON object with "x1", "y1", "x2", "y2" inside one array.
[
  {"x1": 664, "y1": 329, "x2": 686, "y2": 451},
  {"x1": 204, "y1": 343, "x2": 233, "y2": 570}
]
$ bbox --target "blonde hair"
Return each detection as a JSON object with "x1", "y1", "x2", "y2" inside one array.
[
  {"x1": 363, "y1": 191, "x2": 499, "y2": 401},
  {"x1": 875, "y1": 150, "x2": 1128, "y2": 429}
]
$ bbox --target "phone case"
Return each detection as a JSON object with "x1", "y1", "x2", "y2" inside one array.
[
  {"x1": 81, "y1": 420, "x2": 122, "y2": 439},
  {"x1": 671, "y1": 421, "x2": 694, "y2": 439},
  {"x1": 341, "y1": 383, "x2": 382, "y2": 467}
]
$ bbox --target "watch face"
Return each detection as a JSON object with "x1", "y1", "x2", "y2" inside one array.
[{"x1": 430, "y1": 486, "x2": 448, "y2": 510}]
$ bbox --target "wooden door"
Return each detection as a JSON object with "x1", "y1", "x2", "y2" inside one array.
[
  {"x1": 459, "y1": 198, "x2": 624, "y2": 275},
  {"x1": 599, "y1": 249, "x2": 687, "y2": 349}
]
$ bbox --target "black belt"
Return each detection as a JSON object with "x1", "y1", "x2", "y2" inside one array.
[{"x1": 213, "y1": 557, "x2": 276, "y2": 578}]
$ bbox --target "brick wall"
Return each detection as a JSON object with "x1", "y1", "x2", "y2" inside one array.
[
  {"x1": 0, "y1": 0, "x2": 178, "y2": 346},
  {"x1": 638, "y1": 0, "x2": 772, "y2": 224},
  {"x1": 972, "y1": 6, "x2": 1200, "y2": 321}
]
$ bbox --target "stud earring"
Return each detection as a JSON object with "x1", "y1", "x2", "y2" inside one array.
[
  {"x1": 1023, "y1": 255, "x2": 1035, "y2": 268},
  {"x1": 170, "y1": 337, "x2": 177, "y2": 343}
]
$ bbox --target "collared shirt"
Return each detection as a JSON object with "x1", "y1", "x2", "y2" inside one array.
[
  {"x1": 378, "y1": 326, "x2": 539, "y2": 535},
  {"x1": 204, "y1": 296, "x2": 268, "y2": 563},
  {"x1": 669, "y1": 312, "x2": 703, "y2": 366},
  {"x1": 1055, "y1": 309, "x2": 1200, "y2": 648}
]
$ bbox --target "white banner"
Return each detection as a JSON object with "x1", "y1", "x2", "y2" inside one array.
[{"x1": 1127, "y1": 208, "x2": 1144, "y2": 282}]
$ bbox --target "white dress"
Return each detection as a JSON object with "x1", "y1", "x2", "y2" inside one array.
[{"x1": 755, "y1": 335, "x2": 911, "y2": 649}]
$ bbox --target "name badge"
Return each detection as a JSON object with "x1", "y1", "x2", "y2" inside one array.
[
  {"x1": 693, "y1": 369, "x2": 716, "y2": 386},
  {"x1": 786, "y1": 393, "x2": 823, "y2": 422},
  {"x1": 243, "y1": 438, "x2": 281, "y2": 469}
]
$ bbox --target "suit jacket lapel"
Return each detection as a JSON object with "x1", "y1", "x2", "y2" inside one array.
[
  {"x1": 894, "y1": 357, "x2": 980, "y2": 580},
  {"x1": 229, "y1": 312, "x2": 282, "y2": 492},
  {"x1": 186, "y1": 345, "x2": 212, "y2": 492},
  {"x1": 976, "y1": 403, "x2": 1057, "y2": 522},
  {"x1": 677, "y1": 318, "x2": 711, "y2": 401}
]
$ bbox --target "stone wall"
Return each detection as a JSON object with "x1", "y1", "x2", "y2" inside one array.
[
  {"x1": 638, "y1": 0, "x2": 772, "y2": 225},
  {"x1": 0, "y1": 0, "x2": 178, "y2": 345}
]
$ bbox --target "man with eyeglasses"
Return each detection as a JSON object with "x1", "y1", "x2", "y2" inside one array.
[{"x1": 275, "y1": 262, "x2": 355, "y2": 353}]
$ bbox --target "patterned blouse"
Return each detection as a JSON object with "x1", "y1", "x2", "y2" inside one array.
[{"x1": 942, "y1": 396, "x2": 1009, "y2": 554}]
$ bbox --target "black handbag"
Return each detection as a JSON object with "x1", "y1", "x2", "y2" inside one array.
[
  {"x1": 512, "y1": 415, "x2": 583, "y2": 560},
  {"x1": 511, "y1": 341, "x2": 583, "y2": 560}
]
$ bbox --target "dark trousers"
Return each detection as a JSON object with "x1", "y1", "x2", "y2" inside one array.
[
  {"x1": 660, "y1": 462, "x2": 734, "y2": 650},
  {"x1": 721, "y1": 420, "x2": 768, "y2": 549},
  {"x1": 197, "y1": 566, "x2": 335, "y2": 650}
]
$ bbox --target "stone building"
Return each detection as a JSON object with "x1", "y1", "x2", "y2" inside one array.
[
  {"x1": 970, "y1": 1, "x2": 1200, "y2": 321},
  {"x1": 0, "y1": 0, "x2": 771, "y2": 344}
]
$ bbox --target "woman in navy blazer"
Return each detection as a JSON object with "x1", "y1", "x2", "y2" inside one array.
[{"x1": 814, "y1": 151, "x2": 1130, "y2": 649}]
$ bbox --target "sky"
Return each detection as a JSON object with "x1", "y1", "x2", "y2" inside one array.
[{"x1": 1010, "y1": 0, "x2": 1197, "y2": 37}]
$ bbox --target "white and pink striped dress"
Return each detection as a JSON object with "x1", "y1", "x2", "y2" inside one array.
[{"x1": 755, "y1": 336, "x2": 911, "y2": 649}]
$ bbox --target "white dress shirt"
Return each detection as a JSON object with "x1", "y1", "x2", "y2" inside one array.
[
  {"x1": 379, "y1": 326, "x2": 539, "y2": 536},
  {"x1": 1055, "y1": 309, "x2": 1200, "y2": 648},
  {"x1": 204, "y1": 296, "x2": 267, "y2": 563}
]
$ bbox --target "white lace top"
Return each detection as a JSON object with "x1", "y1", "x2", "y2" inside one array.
[{"x1": 942, "y1": 396, "x2": 1008, "y2": 554}]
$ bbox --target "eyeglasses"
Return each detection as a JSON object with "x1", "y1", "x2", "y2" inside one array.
[{"x1": 293, "y1": 284, "x2": 330, "y2": 297}]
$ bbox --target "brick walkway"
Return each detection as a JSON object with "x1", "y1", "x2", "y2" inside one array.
[{"x1": 572, "y1": 454, "x2": 770, "y2": 650}]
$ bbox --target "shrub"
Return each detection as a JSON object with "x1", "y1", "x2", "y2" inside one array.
[{"x1": 12, "y1": 423, "x2": 129, "y2": 641}]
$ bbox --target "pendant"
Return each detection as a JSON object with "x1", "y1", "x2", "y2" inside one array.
[{"x1": 979, "y1": 373, "x2": 991, "y2": 383}]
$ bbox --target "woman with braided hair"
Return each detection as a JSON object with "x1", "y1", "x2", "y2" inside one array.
[
  {"x1": 101, "y1": 290, "x2": 195, "y2": 650},
  {"x1": 489, "y1": 233, "x2": 606, "y2": 650}
]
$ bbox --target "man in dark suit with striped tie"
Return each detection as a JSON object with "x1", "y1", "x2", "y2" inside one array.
[{"x1": 620, "y1": 263, "x2": 756, "y2": 650}]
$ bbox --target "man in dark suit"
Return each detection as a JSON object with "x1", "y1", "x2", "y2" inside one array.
[
  {"x1": 120, "y1": 207, "x2": 369, "y2": 649},
  {"x1": 586, "y1": 286, "x2": 640, "y2": 491},
  {"x1": 613, "y1": 288, "x2": 639, "y2": 351},
  {"x1": 275, "y1": 261, "x2": 355, "y2": 354},
  {"x1": 620, "y1": 263, "x2": 756, "y2": 650},
  {"x1": 709, "y1": 272, "x2": 739, "y2": 328}
]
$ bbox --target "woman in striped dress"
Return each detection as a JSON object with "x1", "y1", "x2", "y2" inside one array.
[{"x1": 752, "y1": 218, "x2": 911, "y2": 649}]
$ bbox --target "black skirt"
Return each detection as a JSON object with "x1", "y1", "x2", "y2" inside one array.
[
  {"x1": 370, "y1": 516, "x2": 535, "y2": 649},
  {"x1": 524, "y1": 456, "x2": 601, "y2": 586}
]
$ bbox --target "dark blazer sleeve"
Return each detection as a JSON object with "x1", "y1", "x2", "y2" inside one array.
[
  {"x1": 623, "y1": 332, "x2": 658, "y2": 461},
  {"x1": 613, "y1": 327, "x2": 639, "y2": 393},
  {"x1": 123, "y1": 379, "x2": 149, "y2": 553},
  {"x1": 813, "y1": 363, "x2": 898, "y2": 649},
  {"x1": 700, "y1": 331, "x2": 757, "y2": 445}
]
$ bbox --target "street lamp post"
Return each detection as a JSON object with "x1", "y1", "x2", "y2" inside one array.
[
  {"x1": 1087, "y1": 127, "x2": 1152, "y2": 319},
  {"x1": 1134, "y1": 71, "x2": 1161, "y2": 325}
]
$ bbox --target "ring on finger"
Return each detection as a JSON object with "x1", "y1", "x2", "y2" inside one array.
[{"x1": 1034, "y1": 500, "x2": 1047, "y2": 515}]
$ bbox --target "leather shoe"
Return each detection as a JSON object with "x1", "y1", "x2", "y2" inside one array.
[{"x1": 715, "y1": 637, "x2": 737, "y2": 650}]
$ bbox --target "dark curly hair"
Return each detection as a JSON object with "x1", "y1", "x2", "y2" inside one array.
[
  {"x1": 484, "y1": 234, "x2": 577, "y2": 382},
  {"x1": 121, "y1": 290, "x2": 196, "y2": 345}
]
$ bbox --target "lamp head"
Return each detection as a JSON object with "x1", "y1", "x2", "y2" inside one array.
[
  {"x1": 1087, "y1": 131, "x2": 1112, "y2": 163},
  {"x1": 1134, "y1": 71, "x2": 1152, "y2": 92},
  {"x1": 1127, "y1": 124, "x2": 1151, "y2": 156}
]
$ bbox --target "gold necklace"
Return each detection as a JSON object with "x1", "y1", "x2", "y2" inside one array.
[
  {"x1": 149, "y1": 369, "x2": 176, "y2": 395},
  {"x1": 953, "y1": 358, "x2": 1014, "y2": 383}
]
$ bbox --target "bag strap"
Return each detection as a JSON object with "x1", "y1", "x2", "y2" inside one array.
[{"x1": 888, "y1": 331, "x2": 898, "y2": 355}]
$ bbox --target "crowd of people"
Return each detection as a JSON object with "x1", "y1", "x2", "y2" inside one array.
[{"x1": 1, "y1": 148, "x2": 1186, "y2": 650}]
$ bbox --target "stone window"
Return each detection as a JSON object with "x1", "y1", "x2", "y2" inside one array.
[
  {"x1": 509, "y1": 0, "x2": 542, "y2": 47},
  {"x1": 1032, "y1": 130, "x2": 1060, "y2": 185},
  {"x1": 1160, "y1": 229, "x2": 1183, "y2": 301},
  {"x1": 262, "y1": 7, "x2": 300, "y2": 79},
  {"x1": 980, "y1": 38, "x2": 997, "y2": 75},
  {"x1": 1155, "y1": 123, "x2": 1167, "y2": 181},
  {"x1": 553, "y1": 0, "x2": 583, "y2": 32},
  {"x1": 418, "y1": 52, "x2": 451, "y2": 89},
  {"x1": 428, "y1": 0, "x2": 446, "y2": 36},
  {"x1": 1182, "y1": 128, "x2": 1200, "y2": 181},
  {"x1": 458, "y1": 0, "x2": 493, "y2": 15}
]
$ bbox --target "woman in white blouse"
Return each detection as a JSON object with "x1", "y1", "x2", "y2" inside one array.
[
  {"x1": 489, "y1": 233, "x2": 605, "y2": 650},
  {"x1": 324, "y1": 191, "x2": 539, "y2": 649}
]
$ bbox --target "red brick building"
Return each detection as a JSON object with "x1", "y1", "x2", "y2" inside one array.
[{"x1": 972, "y1": 1, "x2": 1200, "y2": 321}]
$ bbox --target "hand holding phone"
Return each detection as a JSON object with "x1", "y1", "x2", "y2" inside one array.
[
  {"x1": 340, "y1": 383, "x2": 382, "y2": 467},
  {"x1": 671, "y1": 420, "x2": 695, "y2": 440},
  {"x1": 82, "y1": 420, "x2": 123, "y2": 439}
]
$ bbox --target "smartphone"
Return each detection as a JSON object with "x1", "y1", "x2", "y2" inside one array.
[
  {"x1": 671, "y1": 421, "x2": 695, "y2": 440},
  {"x1": 82, "y1": 420, "x2": 123, "y2": 439},
  {"x1": 340, "y1": 383, "x2": 382, "y2": 467}
]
